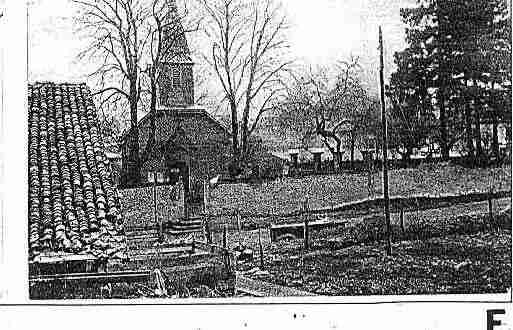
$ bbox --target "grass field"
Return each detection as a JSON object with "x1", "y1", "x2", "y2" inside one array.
[
  {"x1": 119, "y1": 165, "x2": 511, "y2": 230},
  {"x1": 209, "y1": 164, "x2": 511, "y2": 217}
]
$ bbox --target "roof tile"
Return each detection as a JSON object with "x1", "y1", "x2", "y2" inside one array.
[{"x1": 28, "y1": 82, "x2": 126, "y2": 258}]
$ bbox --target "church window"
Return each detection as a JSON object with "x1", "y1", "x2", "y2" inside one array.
[{"x1": 172, "y1": 67, "x2": 180, "y2": 89}]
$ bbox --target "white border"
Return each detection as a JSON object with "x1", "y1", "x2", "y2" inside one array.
[{"x1": 0, "y1": 0, "x2": 511, "y2": 314}]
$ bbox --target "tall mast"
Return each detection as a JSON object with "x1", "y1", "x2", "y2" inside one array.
[{"x1": 379, "y1": 26, "x2": 392, "y2": 256}]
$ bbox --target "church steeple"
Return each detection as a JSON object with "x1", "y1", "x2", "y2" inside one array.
[{"x1": 158, "y1": 0, "x2": 195, "y2": 107}]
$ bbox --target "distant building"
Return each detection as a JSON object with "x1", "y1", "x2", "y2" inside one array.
[{"x1": 121, "y1": 0, "x2": 232, "y2": 190}]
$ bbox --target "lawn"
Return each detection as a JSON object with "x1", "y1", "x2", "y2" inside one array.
[
  {"x1": 119, "y1": 164, "x2": 511, "y2": 230},
  {"x1": 209, "y1": 164, "x2": 511, "y2": 217}
]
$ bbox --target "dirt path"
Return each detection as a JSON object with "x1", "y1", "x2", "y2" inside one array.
[{"x1": 235, "y1": 274, "x2": 317, "y2": 297}]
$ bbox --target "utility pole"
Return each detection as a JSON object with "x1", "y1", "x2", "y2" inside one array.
[{"x1": 379, "y1": 26, "x2": 392, "y2": 256}]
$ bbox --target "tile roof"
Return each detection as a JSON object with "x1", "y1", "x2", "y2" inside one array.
[{"x1": 28, "y1": 82, "x2": 126, "y2": 258}]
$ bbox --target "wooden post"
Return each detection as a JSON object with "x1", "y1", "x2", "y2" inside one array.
[
  {"x1": 400, "y1": 206, "x2": 405, "y2": 236},
  {"x1": 153, "y1": 172, "x2": 163, "y2": 241},
  {"x1": 203, "y1": 180, "x2": 212, "y2": 244},
  {"x1": 205, "y1": 218, "x2": 212, "y2": 244},
  {"x1": 299, "y1": 246, "x2": 304, "y2": 282},
  {"x1": 191, "y1": 239, "x2": 196, "y2": 254},
  {"x1": 222, "y1": 224, "x2": 227, "y2": 249},
  {"x1": 203, "y1": 179, "x2": 208, "y2": 213},
  {"x1": 236, "y1": 209, "x2": 242, "y2": 248},
  {"x1": 379, "y1": 26, "x2": 392, "y2": 256},
  {"x1": 488, "y1": 189, "x2": 494, "y2": 223},
  {"x1": 303, "y1": 198, "x2": 310, "y2": 251},
  {"x1": 184, "y1": 166, "x2": 191, "y2": 220},
  {"x1": 224, "y1": 250, "x2": 232, "y2": 274},
  {"x1": 258, "y1": 227, "x2": 264, "y2": 269}
]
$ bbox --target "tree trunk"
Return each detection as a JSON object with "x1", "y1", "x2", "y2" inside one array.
[
  {"x1": 230, "y1": 100, "x2": 239, "y2": 167},
  {"x1": 491, "y1": 84, "x2": 499, "y2": 160},
  {"x1": 474, "y1": 106, "x2": 483, "y2": 160},
  {"x1": 127, "y1": 102, "x2": 140, "y2": 186},
  {"x1": 142, "y1": 74, "x2": 158, "y2": 165},
  {"x1": 439, "y1": 88, "x2": 450, "y2": 161},
  {"x1": 473, "y1": 80, "x2": 483, "y2": 160},
  {"x1": 437, "y1": 4, "x2": 450, "y2": 162},
  {"x1": 336, "y1": 140, "x2": 343, "y2": 171},
  {"x1": 241, "y1": 118, "x2": 249, "y2": 163},
  {"x1": 350, "y1": 131, "x2": 355, "y2": 170},
  {"x1": 464, "y1": 79, "x2": 474, "y2": 162},
  {"x1": 492, "y1": 109, "x2": 499, "y2": 160},
  {"x1": 465, "y1": 102, "x2": 474, "y2": 161}
]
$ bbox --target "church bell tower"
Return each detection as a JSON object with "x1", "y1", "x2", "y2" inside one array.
[{"x1": 158, "y1": 0, "x2": 195, "y2": 107}]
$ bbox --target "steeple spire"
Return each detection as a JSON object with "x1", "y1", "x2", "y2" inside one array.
[{"x1": 158, "y1": 0, "x2": 195, "y2": 107}]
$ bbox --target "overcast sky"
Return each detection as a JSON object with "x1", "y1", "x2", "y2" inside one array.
[{"x1": 28, "y1": 0, "x2": 414, "y2": 95}]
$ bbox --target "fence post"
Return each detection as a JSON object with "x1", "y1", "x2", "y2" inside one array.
[
  {"x1": 303, "y1": 198, "x2": 310, "y2": 251},
  {"x1": 191, "y1": 239, "x2": 196, "y2": 254},
  {"x1": 236, "y1": 209, "x2": 242, "y2": 248},
  {"x1": 258, "y1": 227, "x2": 265, "y2": 269},
  {"x1": 153, "y1": 172, "x2": 162, "y2": 241},
  {"x1": 223, "y1": 224, "x2": 227, "y2": 249},
  {"x1": 205, "y1": 217, "x2": 212, "y2": 244},
  {"x1": 225, "y1": 250, "x2": 232, "y2": 274},
  {"x1": 400, "y1": 206, "x2": 405, "y2": 236},
  {"x1": 488, "y1": 188, "x2": 494, "y2": 226}
]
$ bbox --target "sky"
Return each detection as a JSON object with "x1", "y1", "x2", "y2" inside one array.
[{"x1": 28, "y1": 0, "x2": 414, "y2": 96}]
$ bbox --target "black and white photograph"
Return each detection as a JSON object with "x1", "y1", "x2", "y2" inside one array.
[{"x1": 15, "y1": 0, "x2": 513, "y2": 305}]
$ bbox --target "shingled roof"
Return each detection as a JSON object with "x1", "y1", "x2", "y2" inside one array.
[{"x1": 28, "y1": 82, "x2": 126, "y2": 259}]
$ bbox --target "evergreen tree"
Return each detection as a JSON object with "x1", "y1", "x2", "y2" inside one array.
[
  {"x1": 387, "y1": 48, "x2": 435, "y2": 160},
  {"x1": 389, "y1": 0, "x2": 511, "y2": 163}
]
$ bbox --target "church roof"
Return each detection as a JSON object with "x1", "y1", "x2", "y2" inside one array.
[
  {"x1": 28, "y1": 82, "x2": 126, "y2": 258},
  {"x1": 121, "y1": 107, "x2": 231, "y2": 143}
]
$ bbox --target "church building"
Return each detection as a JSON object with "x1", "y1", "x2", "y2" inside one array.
[{"x1": 121, "y1": 0, "x2": 232, "y2": 191}]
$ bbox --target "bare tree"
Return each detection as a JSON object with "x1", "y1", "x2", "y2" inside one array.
[
  {"x1": 276, "y1": 59, "x2": 379, "y2": 170},
  {"x1": 74, "y1": 0, "x2": 199, "y2": 186},
  {"x1": 74, "y1": 0, "x2": 149, "y2": 186},
  {"x1": 199, "y1": 0, "x2": 292, "y2": 171}
]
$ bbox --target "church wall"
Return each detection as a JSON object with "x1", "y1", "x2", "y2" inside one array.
[{"x1": 137, "y1": 110, "x2": 232, "y2": 185}]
